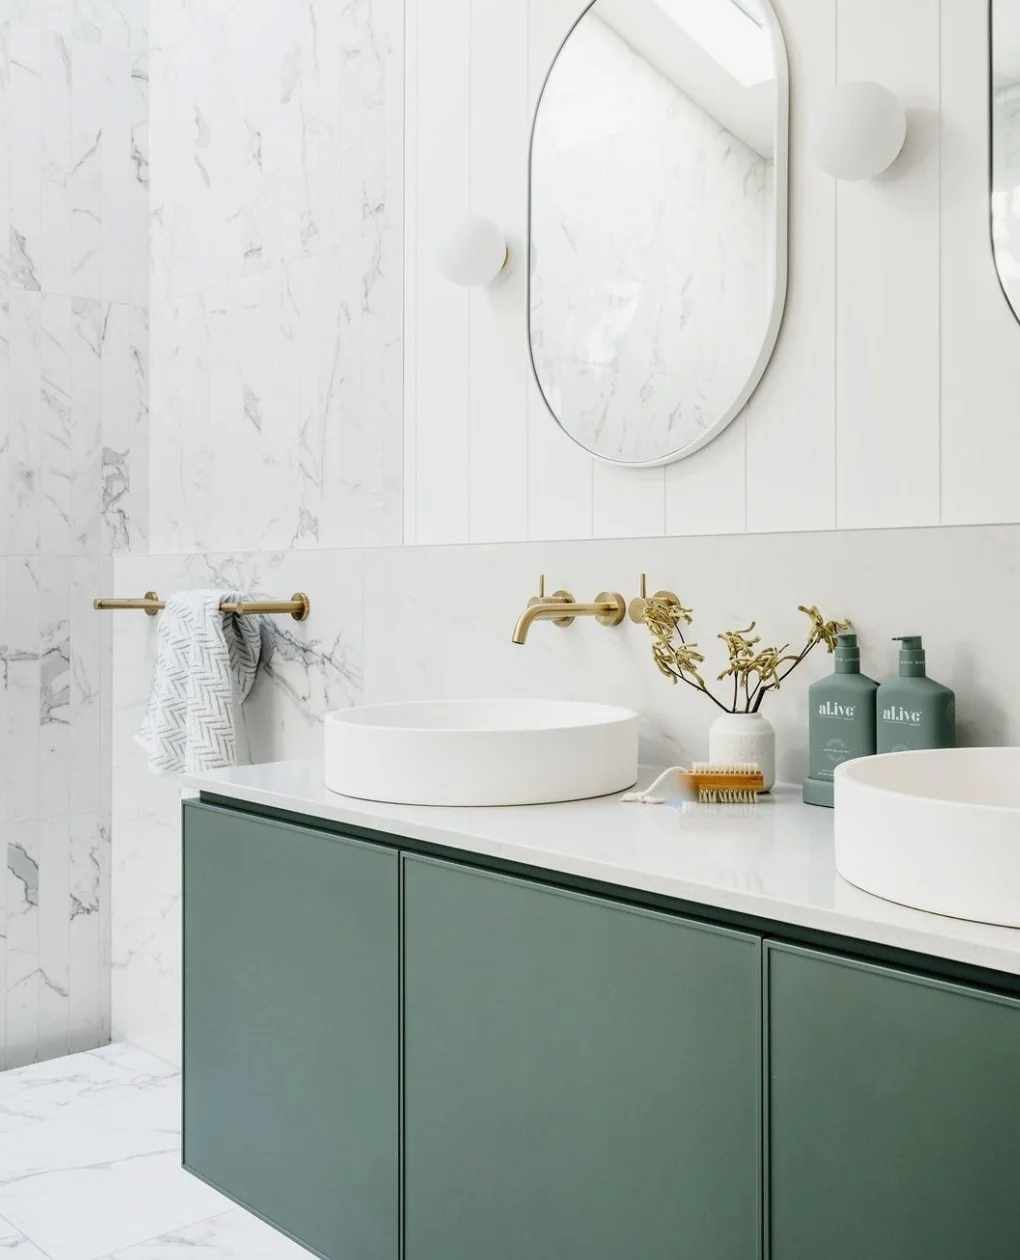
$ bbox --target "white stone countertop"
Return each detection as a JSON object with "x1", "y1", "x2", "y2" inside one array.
[{"x1": 182, "y1": 759, "x2": 1020, "y2": 978}]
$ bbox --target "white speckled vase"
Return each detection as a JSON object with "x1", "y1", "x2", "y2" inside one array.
[{"x1": 708, "y1": 713, "x2": 776, "y2": 791}]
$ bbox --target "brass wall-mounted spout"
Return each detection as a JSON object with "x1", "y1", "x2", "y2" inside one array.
[{"x1": 512, "y1": 576, "x2": 626, "y2": 645}]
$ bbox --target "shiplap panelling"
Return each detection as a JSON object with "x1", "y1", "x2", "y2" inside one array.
[
  {"x1": 744, "y1": 0, "x2": 835, "y2": 534},
  {"x1": 835, "y1": 0, "x2": 941, "y2": 528},
  {"x1": 404, "y1": 0, "x2": 1020, "y2": 543},
  {"x1": 941, "y1": 0, "x2": 1020, "y2": 524},
  {"x1": 408, "y1": 0, "x2": 471, "y2": 544},
  {"x1": 665, "y1": 415, "x2": 748, "y2": 537},
  {"x1": 467, "y1": 0, "x2": 530, "y2": 544}
]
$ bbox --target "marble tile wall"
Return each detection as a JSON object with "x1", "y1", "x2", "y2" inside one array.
[
  {"x1": 146, "y1": 0, "x2": 404, "y2": 555},
  {"x1": 109, "y1": 0, "x2": 405, "y2": 1067},
  {"x1": 111, "y1": 550, "x2": 362, "y2": 1065},
  {"x1": 0, "y1": 0, "x2": 148, "y2": 1067}
]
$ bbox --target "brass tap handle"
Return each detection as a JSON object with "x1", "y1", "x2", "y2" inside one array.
[
  {"x1": 629, "y1": 573, "x2": 681, "y2": 624},
  {"x1": 527, "y1": 575, "x2": 576, "y2": 628}
]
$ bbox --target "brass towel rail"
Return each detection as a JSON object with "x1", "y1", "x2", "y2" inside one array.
[{"x1": 92, "y1": 591, "x2": 311, "y2": 621}]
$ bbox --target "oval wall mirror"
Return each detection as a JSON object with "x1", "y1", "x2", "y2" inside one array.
[
  {"x1": 528, "y1": 0, "x2": 789, "y2": 467},
  {"x1": 992, "y1": 0, "x2": 1020, "y2": 325}
]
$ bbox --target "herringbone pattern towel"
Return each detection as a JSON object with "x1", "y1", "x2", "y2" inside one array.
[{"x1": 136, "y1": 590, "x2": 264, "y2": 775}]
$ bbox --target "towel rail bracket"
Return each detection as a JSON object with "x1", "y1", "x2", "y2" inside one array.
[{"x1": 93, "y1": 592, "x2": 311, "y2": 621}]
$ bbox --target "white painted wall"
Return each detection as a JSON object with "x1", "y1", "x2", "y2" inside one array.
[{"x1": 404, "y1": 0, "x2": 1020, "y2": 544}]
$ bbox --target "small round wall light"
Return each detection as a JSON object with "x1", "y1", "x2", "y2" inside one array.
[
  {"x1": 809, "y1": 81, "x2": 907, "y2": 181},
  {"x1": 436, "y1": 214, "x2": 509, "y2": 287}
]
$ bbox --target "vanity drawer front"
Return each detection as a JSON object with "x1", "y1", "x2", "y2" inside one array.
[
  {"x1": 182, "y1": 801, "x2": 399, "y2": 1260},
  {"x1": 767, "y1": 942, "x2": 1020, "y2": 1260},
  {"x1": 402, "y1": 854, "x2": 762, "y2": 1260}
]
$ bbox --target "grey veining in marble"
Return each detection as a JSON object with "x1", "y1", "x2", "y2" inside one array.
[
  {"x1": 111, "y1": 548, "x2": 364, "y2": 1064},
  {"x1": 0, "y1": 1043, "x2": 309, "y2": 1259},
  {"x1": 147, "y1": 0, "x2": 403, "y2": 553},
  {"x1": 2, "y1": 0, "x2": 148, "y2": 1070}
]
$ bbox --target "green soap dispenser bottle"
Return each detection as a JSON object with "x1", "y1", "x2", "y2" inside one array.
[
  {"x1": 876, "y1": 636, "x2": 956, "y2": 753},
  {"x1": 803, "y1": 633, "x2": 878, "y2": 808}
]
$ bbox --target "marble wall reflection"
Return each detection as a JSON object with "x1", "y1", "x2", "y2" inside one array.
[
  {"x1": 992, "y1": 80, "x2": 1020, "y2": 320},
  {"x1": 0, "y1": 2, "x2": 148, "y2": 1067},
  {"x1": 147, "y1": 0, "x2": 404, "y2": 554},
  {"x1": 530, "y1": 15, "x2": 771, "y2": 463}
]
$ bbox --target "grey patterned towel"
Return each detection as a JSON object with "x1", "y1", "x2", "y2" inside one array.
[{"x1": 135, "y1": 590, "x2": 264, "y2": 775}]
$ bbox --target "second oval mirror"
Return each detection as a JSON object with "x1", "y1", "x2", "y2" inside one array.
[{"x1": 529, "y1": 0, "x2": 789, "y2": 467}]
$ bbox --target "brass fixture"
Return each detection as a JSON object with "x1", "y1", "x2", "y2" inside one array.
[
  {"x1": 628, "y1": 573, "x2": 681, "y2": 625},
  {"x1": 93, "y1": 591, "x2": 311, "y2": 621},
  {"x1": 512, "y1": 575, "x2": 626, "y2": 645}
]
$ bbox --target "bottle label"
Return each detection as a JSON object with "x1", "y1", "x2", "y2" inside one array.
[
  {"x1": 881, "y1": 705, "x2": 923, "y2": 727},
  {"x1": 816, "y1": 701, "x2": 857, "y2": 720}
]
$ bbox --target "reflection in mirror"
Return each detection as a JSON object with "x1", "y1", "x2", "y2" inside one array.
[
  {"x1": 529, "y1": 0, "x2": 788, "y2": 467},
  {"x1": 992, "y1": 0, "x2": 1020, "y2": 324}
]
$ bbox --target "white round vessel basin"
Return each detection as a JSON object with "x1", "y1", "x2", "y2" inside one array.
[
  {"x1": 835, "y1": 748, "x2": 1020, "y2": 927},
  {"x1": 324, "y1": 699, "x2": 640, "y2": 807}
]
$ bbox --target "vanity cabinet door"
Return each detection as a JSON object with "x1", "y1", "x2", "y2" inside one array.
[
  {"x1": 402, "y1": 855, "x2": 762, "y2": 1260},
  {"x1": 767, "y1": 943, "x2": 1020, "y2": 1260},
  {"x1": 182, "y1": 802, "x2": 399, "y2": 1260}
]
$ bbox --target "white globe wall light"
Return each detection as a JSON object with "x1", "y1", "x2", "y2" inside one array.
[
  {"x1": 809, "y1": 81, "x2": 907, "y2": 181},
  {"x1": 436, "y1": 213, "x2": 509, "y2": 287}
]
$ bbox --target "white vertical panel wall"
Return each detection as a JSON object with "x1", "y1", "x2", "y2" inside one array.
[
  {"x1": 941, "y1": 0, "x2": 1020, "y2": 524},
  {"x1": 834, "y1": 0, "x2": 941, "y2": 529},
  {"x1": 404, "y1": 0, "x2": 1020, "y2": 543}
]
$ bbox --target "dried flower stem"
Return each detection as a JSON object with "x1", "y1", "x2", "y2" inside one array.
[{"x1": 642, "y1": 601, "x2": 850, "y2": 716}]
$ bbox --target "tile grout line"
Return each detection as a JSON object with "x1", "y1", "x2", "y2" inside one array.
[
  {"x1": 0, "y1": 1203, "x2": 58, "y2": 1260},
  {"x1": 82, "y1": 1204, "x2": 239, "y2": 1260}
]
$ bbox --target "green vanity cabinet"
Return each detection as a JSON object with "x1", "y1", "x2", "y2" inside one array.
[
  {"x1": 182, "y1": 802, "x2": 399, "y2": 1260},
  {"x1": 767, "y1": 942, "x2": 1020, "y2": 1260},
  {"x1": 181, "y1": 798, "x2": 1020, "y2": 1260},
  {"x1": 401, "y1": 855, "x2": 763, "y2": 1260}
]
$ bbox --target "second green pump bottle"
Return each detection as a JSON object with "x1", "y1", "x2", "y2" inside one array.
[{"x1": 803, "y1": 633, "x2": 956, "y2": 808}]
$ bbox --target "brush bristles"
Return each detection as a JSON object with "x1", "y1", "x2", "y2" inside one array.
[
  {"x1": 698, "y1": 787, "x2": 761, "y2": 804},
  {"x1": 691, "y1": 762, "x2": 761, "y2": 776}
]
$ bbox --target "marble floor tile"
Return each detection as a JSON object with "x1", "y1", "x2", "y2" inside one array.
[
  {"x1": 103, "y1": 1207, "x2": 315, "y2": 1259},
  {"x1": 0, "y1": 1044, "x2": 174, "y2": 1135},
  {"x1": 0, "y1": 1044, "x2": 313, "y2": 1260},
  {"x1": 86, "y1": 1044, "x2": 176, "y2": 1080},
  {"x1": 0, "y1": 1067, "x2": 224, "y2": 1260},
  {"x1": 0, "y1": 1218, "x2": 51, "y2": 1258}
]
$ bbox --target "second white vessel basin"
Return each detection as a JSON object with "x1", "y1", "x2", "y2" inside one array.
[
  {"x1": 835, "y1": 748, "x2": 1020, "y2": 927},
  {"x1": 324, "y1": 699, "x2": 639, "y2": 807}
]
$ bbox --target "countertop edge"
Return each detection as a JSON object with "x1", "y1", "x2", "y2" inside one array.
[{"x1": 181, "y1": 763, "x2": 1020, "y2": 981}]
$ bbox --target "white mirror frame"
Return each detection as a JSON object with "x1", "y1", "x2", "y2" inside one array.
[{"x1": 527, "y1": 0, "x2": 791, "y2": 469}]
